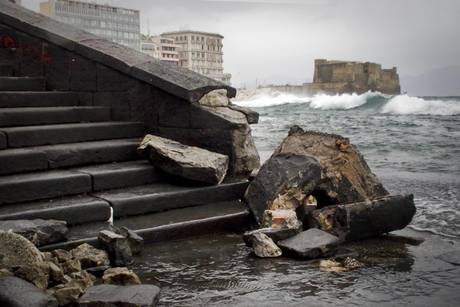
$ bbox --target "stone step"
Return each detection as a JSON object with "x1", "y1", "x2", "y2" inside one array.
[
  {"x1": 93, "y1": 181, "x2": 250, "y2": 218},
  {"x1": 0, "y1": 106, "x2": 111, "y2": 127},
  {"x1": 0, "y1": 77, "x2": 45, "y2": 91},
  {"x1": 0, "y1": 64, "x2": 14, "y2": 76},
  {"x1": 1, "y1": 121, "x2": 145, "y2": 148},
  {"x1": 0, "y1": 92, "x2": 79, "y2": 108},
  {"x1": 0, "y1": 169, "x2": 92, "y2": 205},
  {"x1": 76, "y1": 160, "x2": 160, "y2": 192},
  {"x1": 0, "y1": 195, "x2": 111, "y2": 226},
  {"x1": 0, "y1": 138, "x2": 141, "y2": 175},
  {"x1": 41, "y1": 201, "x2": 251, "y2": 250}
]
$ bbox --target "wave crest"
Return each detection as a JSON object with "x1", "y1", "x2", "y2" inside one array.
[{"x1": 233, "y1": 89, "x2": 460, "y2": 116}]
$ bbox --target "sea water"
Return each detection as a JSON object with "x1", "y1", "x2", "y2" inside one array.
[{"x1": 135, "y1": 91, "x2": 460, "y2": 306}]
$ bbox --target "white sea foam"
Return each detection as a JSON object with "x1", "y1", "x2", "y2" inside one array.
[
  {"x1": 381, "y1": 95, "x2": 460, "y2": 115},
  {"x1": 233, "y1": 91, "x2": 311, "y2": 108},
  {"x1": 309, "y1": 91, "x2": 385, "y2": 110},
  {"x1": 233, "y1": 89, "x2": 460, "y2": 116}
]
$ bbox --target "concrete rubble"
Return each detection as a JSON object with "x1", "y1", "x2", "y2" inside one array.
[
  {"x1": 243, "y1": 127, "x2": 417, "y2": 264},
  {"x1": 138, "y1": 134, "x2": 229, "y2": 185}
]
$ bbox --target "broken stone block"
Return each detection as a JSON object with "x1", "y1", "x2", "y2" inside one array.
[
  {"x1": 228, "y1": 103, "x2": 259, "y2": 124},
  {"x1": 102, "y1": 267, "x2": 141, "y2": 286},
  {"x1": 48, "y1": 261, "x2": 66, "y2": 285},
  {"x1": 52, "y1": 249, "x2": 72, "y2": 263},
  {"x1": 198, "y1": 89, "x2": 229, "y2": 107},
  {"x1": 112, "y1": 226, "x2": 144, "y2": 255},
  {"x1": 277, "y1": 228, "x2": 340, "y2": 259},
  {"x1": 245, "y1": 153, "x2": 321, "y2": 225},
  {"x1": 0, "y1": 276, "x2": 58, "y2": 307},
  {"x1": 311, "y1": 194, "x2": 416, "y2": 241},
  {"x1": 243, "y1": 226, "x2": 302, "y2": 245},
  {"x1": 0, "y1": 219, "x2": 68, "y2": 247},
  {"x1": 273, "y1": 127, "x2": 389, "y2": 205},
  {"x1": 138, "y1": 134, "x2": 229, "y2": 185},
  {"x1": 70, "y1": 243, "x2": 110, "y2": 269},
  {"x1": 98, "y1": 230, "x2": 133, "y2": 266},
  {"x1": 13, "y1": 262, "x2": 50, "y2": 290},
  {"x1": 49, "y1": 285, "x2": 83, "y2": 306},
  {"x1": 78, "y1": 284, "x2": 160, "y2": 307},
  {"x1": 262, "y1": 209, "x2": 302, "y2": 230},
  {"x1": 245, "y1": 232, "x2": 282, "y2": 258}
]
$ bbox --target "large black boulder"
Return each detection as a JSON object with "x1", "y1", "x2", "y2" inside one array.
[{"x1": 245, "y1": 153, "x2": 321, "y2": 225}]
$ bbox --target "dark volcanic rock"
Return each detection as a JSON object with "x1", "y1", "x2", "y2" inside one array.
[
  {"x1": 0, "y1": 276, "x2": 58, "y2": 307},
  {"x1": 78, "y1": 284, "x2": 160, "y2": 307},
  {"x1": 98, "y1": 230, "x2": 133, "y2": 266},
  {"x1": 274, "y1": 128, "x2": 389, "y2": 206},
  {"x1": 138, "y1": 134, "x2": 229, "y2": 185},
  {"x1": 245, "y1": 153, "x2": 321, "y2": 225},
  {"x1": 311, "y1": 195, "x2": 416, "y2": 241},
  {"x1": 277, "y1": 228, "x2": 340, "y2": 259},
  {"x1": 0, "y1": 219, "x2": 68, "y2": 246}
]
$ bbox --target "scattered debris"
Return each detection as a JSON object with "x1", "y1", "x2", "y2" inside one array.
[
  {"x1": 70, "y1": 243, "x2": 110, "y2": 269},
  {"x1": 245, "y1": 232, "x2": 282, "y2": 258}
]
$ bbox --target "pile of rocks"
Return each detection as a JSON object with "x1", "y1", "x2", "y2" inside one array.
[
  {"x1": 244, "y1": 127, "x2": 417, "y2": 261},
  {"x1": 0, "y1": 229, "x2": 159, "y2": 307}
]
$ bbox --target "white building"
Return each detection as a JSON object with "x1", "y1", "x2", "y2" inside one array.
[
  {"x1": 39, "y1": 0, "x2": 140, "y2": 50},
  {"x1": 161, "y1": 30, "x2": 231, "y2": 84},
  {"x1": 141, "y1": 35, "x2": 179, "y2": 66}
]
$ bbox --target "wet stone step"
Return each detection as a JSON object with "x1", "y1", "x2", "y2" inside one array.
[
  {"x1": 0, "y1": 76, "x2": 45, "y2": 91},
  {"x1": 93, "y1": 181, "x2": 250, "y2": 218},
  {"x1": 0, "y1": 131, "x2": 5, "y2": 149},
  {"x1": 1, "y1": 121, "x2": 145, "y2": 148},
  {"x1": 0, "y1": 91, "x2": 79, "y2": 108},
  {"x1": 0, "y1": 138, "x2": 141, "y2": 175},
  {"x1": 0, "y1": 169, "x2": 92, "y2": 205},
  {"x1": 0, "y1": 195, "x2": 111, "y2": 226},
  {"x1": 41, "y1": 201, "x2": 251, "y2": 250},
  {"x1": 76, "y1": 160, "x2": 160, "y2": 191},
  {"x1": 0, "y1": 106, "x2": 111, "y2": 127}
]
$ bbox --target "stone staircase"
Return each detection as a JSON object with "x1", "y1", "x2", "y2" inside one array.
[{"x1": 0, "y1": 51, "x2": 250, "y2": 249}]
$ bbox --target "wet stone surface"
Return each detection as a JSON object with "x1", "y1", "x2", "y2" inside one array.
[{"x1": 133, "y1": 229, "x2": 460, "y2": 306}]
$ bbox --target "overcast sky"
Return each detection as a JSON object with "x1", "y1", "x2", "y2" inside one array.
[{"x1": 23, "y1": 0, "x2": 460, "y2": 91}]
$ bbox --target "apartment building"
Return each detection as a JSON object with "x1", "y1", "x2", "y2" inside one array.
[
  {"x1": 40, "y1": 0, "x2": 140, "y2": 50},
  {"x1": 141, "y1": 35, "x2": 179, "y2": 66},
  {"x1": 162, "y1": 30, "x2": 231, "y2": 84}
]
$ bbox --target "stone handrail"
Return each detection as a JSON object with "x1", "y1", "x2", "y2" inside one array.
[{"x1": 0, "y1": 0, "x2": 236, "y2": 102}]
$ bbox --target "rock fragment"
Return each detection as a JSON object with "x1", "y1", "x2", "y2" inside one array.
[
  {"x1": 102, "y1": 267, "x2": 141, "y2": 286},
  {"x1": 138, "y1": 134, "x2": 229, "y2": 185},
  {"x1": 262, "y1": 209, "x2": 302, "y2": 230},
  {"x1": 245, "y1": 233, "x2": 282, "y2": 258},
  {"x1": 70, "y1": 243, "x2": 110, "y2": 269},
  {"x1": 243, "y1": 226, "x2": 302, "y2": 245},
  {"x1": 98, "y1": 230, "x2": 133, "y2": 266}
]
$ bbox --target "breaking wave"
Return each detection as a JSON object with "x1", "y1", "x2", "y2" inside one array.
[{"x1": 233, "y1": 90, "x2": 460, "y2": 116}]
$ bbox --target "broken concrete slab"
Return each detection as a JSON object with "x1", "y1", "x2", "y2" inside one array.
[
  {"x1": 245, "y1": 153, "x2": 321, "y2": 225},
  {"x1": 0, "y1": 219, "x2": 68, "y2": 247},
  {"x1": 310, "y1": 194, "x2": 416, "y2": 241},
  {"x1": 273, "y1": 127, "x2": 389, "y2": 206},
  {"x1": 277, "y1": 228, "x2": 340, "y2": 259},
  {"x1": 138, "y1": 134, "x2": 229, "y2": 185},
  {"x1": 243, "y1": 226, "x2": 302, "y2": 245}
]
